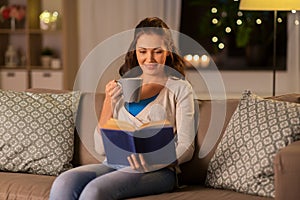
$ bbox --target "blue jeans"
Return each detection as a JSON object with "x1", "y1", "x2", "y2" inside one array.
[{"x1": 49, "y1": 164, "x2": 176, "y2": 200}]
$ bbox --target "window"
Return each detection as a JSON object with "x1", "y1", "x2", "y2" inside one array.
[{"x1": 179, "y1": 0, "x2": 287, "y2": 71}]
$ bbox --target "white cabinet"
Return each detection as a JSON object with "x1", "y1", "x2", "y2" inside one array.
[
  {"x1": 0, "y1": 69, "x2": 28, "y2": 91},
  {"x1": 31, "y1": 70, "x2": 63, "y2": 90}
]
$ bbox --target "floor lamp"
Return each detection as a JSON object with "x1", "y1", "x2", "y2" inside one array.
[{"x1": 239, "y1": 0, "x2": 300, "y2": 96}]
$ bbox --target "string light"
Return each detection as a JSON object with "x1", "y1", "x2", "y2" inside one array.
[
  {"x1": 212, "y1": 36, "x2": 218, "y2": 42},
  {"x1": 221, "y1": 11, "x2": 227, "y2": 17},
  {"x1": 256, "y1": 19, "x2": 262, "y2": 24},
  {"x1": 218, "y1": 43, "x2": 225, "y2": 49},
  {"x1": 193, "y1": 54, "x2": 200, "y2": 62},
  {"x1": 225, "y1": 27, "x2": 232, "y2": 33},
  {"x1": 184, "y1": 54, "x2": 211, "y2": 68},
  {"x1": 212, "y1": 18, "x2": 218, "y2": 24},
  {"x1": 277, "y1": 18, "x2": 283, "y2": 23},
  {"x1": 198, "y1": 1, "x2": 289, "y2": 58},
  {"x1": 236, "y1": 19, "x2": 242, "y2": 25},
  {"x1": 211, "y1": 7, "x2": 217, "y2": 13},
  {"x1": 184, "y1": 54, "x2": 193, "y2": 62}
]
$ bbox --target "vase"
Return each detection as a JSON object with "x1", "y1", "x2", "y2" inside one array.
[
  {"x1": 11, "y1": 17, "x2": 16, "y2": 30},
  {"x1": 5, "y1": 45, "x2": 18, "y2": 68},
  {"x1": 41, "y1": 56, "x2": 52, "y2": 68}
]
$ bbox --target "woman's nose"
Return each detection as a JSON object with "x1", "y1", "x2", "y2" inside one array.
[{"x1": 146, "y1": 52, "x2": 155, "y2": 62}]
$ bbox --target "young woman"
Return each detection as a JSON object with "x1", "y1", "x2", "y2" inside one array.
[{"x1": 50, "y1": 17, "x2": 196, "y2": 200}]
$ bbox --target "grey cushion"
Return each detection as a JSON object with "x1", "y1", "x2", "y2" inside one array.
[
  {"x1": 0, "y1": 90, "x2": 81, "y2": 176},
  {"x1": 205, "y1": 90, "x2": 300, "y2": 198}
]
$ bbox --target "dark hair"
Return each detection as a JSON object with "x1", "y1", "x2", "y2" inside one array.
[{"x1": 119, "y1": 17, "x2": 185, "y2": 78}]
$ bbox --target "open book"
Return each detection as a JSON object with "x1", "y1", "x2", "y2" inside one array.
[{"x1": 100, "y1": 118, "x2": 176, "y2": 166}]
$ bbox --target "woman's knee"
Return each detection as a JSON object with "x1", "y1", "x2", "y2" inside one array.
[
  {"x1": 79, "y1": 180, "x2": 113, "y2": 200},
  {"x1": 50, "y1": 169, "x2": 97, "y2": 200}
]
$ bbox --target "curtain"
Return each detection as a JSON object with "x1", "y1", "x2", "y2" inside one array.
[
  {"x1": 77, "y1": 0, "x2": 182, "y2": 65},
  {"x1": 287, "y1": 12, "x2": 300, "y2": 92},
  {"x1": 75, "y1": 0, "x2": 182, "y2": 92}
]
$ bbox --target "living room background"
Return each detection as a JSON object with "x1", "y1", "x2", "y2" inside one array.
[
  {"x1": 75, "y1": 0, "x2": 299, "y2": 98},
  {"x1": 1, "y1": 0, "x2": 298, "y2": 97}
]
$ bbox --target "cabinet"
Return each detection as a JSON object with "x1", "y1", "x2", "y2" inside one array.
[
  {"x1": 0, "y1": 69, "x2": 28, "y2": 91},
  {"x1": 0, "y1": 0, "x2": 78, "y2": 90},
  {"x1": 31, "y1": 70, "x2": 63, "y2": 90}
]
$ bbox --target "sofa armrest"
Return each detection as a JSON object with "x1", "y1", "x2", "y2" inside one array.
[{"x1": 274, "y1": 140, "x2": 300, "y2": 200}]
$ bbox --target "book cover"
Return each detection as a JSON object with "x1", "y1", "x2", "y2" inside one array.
[{"x1": 100, "y1": 118, "x2": 176, "y2": 166}]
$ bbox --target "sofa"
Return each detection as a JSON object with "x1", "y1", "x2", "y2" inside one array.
[{"x1": 0, "y1": 88, "x2": 299, "y2": 200}]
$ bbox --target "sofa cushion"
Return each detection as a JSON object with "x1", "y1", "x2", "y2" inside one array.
[
  {"x1": 0, "y1": 90, "x2": 81, "y2": 176},
  {"x1": 25, "y1": 89, "x2": 103, "y2": 166},
  {"x1": 73, "y1": 92, "x2": 105, "y2": 166},
  {"x1": 129, "y1": 186, "x2": 270, "y2": 200},
  {"x1": 205, "y1": 90, "x2": 300, "y2": 198},
  {"x1": 0, "y1": 172, "x2": 55, "y2": 200},
  {"x1": 178, "y1": 99, "x2": 240, "y2": 185}
]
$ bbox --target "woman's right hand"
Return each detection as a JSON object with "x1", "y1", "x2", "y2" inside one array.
[
  {"x1": 105, "y1": 79, "x2": 122, "y2": 109},
  {"x1": 98, "y1": 80, "x2": 122, "y2": 128}
]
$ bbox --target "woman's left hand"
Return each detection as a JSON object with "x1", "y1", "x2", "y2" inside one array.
[{"x1": 127, "y1": 154, "x2": 169, "y2": 173}]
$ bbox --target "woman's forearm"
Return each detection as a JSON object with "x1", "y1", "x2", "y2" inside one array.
[{"x1": 98, "y1": 97, "x2": 113, "y2": 128}]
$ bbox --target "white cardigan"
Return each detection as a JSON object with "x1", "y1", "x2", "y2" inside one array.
[{"x1": 113, "y1": 76, "x2": 197, "y2": 166}]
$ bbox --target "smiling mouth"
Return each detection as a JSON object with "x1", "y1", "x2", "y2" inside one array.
[{"x1": 144, "y1": 63, "x2": 158, "y2": 69}]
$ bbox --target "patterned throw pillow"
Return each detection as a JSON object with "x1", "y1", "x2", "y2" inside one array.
[
  {"x1": 0, "y1": 90, "x2": 81, "y2": 176},
  {"x1": 205, "y1": 90, "x2": 300, "y2": 198}
]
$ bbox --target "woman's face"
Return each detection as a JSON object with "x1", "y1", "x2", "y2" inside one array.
[{"x1": 135, "y1": 33, "x2": 169, "y2": 76}]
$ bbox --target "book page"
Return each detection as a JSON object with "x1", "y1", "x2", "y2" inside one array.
[
  {"x1": 102, "y1": 118, "x2": 172, "y2": 132},
  {"x1": 139, "y1": 119, "x2": 172, "y2": 130},
  {"x1": 101, "y1": 118, "x2": 135, "y2": 132}
]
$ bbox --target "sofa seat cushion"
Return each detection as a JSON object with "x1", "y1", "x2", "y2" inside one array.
[
  {"x1": 129, "y1": 186, "x2": 271, "y2": 200},
  {"x1": 0, "y1": 172, "x2": 55, "y2": 200},
  {"x1": 206, "y1": 91, "x2": 300, "y2": 198}
]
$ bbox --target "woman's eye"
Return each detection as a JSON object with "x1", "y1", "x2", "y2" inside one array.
[
  {"x1": 139, "y1": 51, "x2": 146, "y2": 54},
  {"x1": 154, "y1": 51, "x2": 163, "y2": 54}
]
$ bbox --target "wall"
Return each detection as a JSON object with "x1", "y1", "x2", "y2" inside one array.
[{"x1": 186, "y1": 68, "x2": 298, "y2": 100}]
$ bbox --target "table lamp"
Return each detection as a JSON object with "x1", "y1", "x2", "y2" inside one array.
[{"x1": 239, "y1": 0, "x2": 300, "y2": 96}]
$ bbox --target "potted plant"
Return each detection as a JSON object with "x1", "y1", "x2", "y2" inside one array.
[{"x1": 41, "y1": 47, "x2": 53, "y2": 68}]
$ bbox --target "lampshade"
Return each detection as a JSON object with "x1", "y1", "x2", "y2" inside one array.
[{"x1": 239, "y1": 0, "x2": 300, "y2": 11}]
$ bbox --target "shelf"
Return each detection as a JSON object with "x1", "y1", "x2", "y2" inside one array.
[
  {"x1": 0, "y1": 29, "x2": 26, "y2": 34},
  {"x1": 0, "y1": 0, "x2": 63, "y2": 90},
  {"x1": 0, "y1": 67, "x2": 27, "y2": 70},
  {"x1": 0, "y1": 0, "x2": 78, "y2": 90},
  {"x1": 28, "y1": 29, "x2": 62, "y2": 34},
  {"x1": 30, "y1": 66, "x2": 63, "y2": 70},
  {"x1": 0, "y1": 29, "x2": 62, "y2": 34}
]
